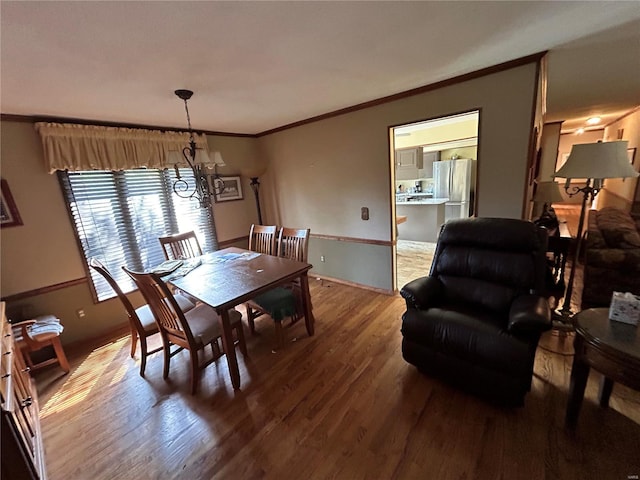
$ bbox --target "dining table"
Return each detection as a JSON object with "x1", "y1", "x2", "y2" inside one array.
[{"x1": 168, "y1": 246, "x2": 314, "y2": 390}]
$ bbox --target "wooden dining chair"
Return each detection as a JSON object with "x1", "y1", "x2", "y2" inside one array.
[
  {"x1": 12, "y1": 314, "x2": 70, "y2": 374},
  {"x1": 246, "y1": 227, "x2": 310, "y2": 348},
  {"x1": 89, "y1": 258, "x2": 196, "y2": 377},
  {"x1": 123, "y1": 267, "x2": 246, "y2": 394},
  {"x1": 248, "y1": 224, "x2": 278, "y2": 255},
  {"x1": 159, "y1": 231, "x2": 203, "y2": 260},
  {"x1": 244, "y1": 224, "x2": 277, "y2": 333}
]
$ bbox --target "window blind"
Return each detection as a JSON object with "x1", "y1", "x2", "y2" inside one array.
[{"x1": 59, "y1": 169, "x2": 218, "y2": 301}]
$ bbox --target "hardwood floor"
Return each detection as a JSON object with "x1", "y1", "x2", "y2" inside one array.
[{"x1": 35, "y1": 279, "x2": 639, "y2": 480}]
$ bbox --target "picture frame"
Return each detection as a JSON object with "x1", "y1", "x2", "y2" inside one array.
[
  {"x1": 1, "y1": 179, "x2": 23, "y2": 228},
  {"x1": 213, "y1": 175, "x2": 244, "y2": 202}
]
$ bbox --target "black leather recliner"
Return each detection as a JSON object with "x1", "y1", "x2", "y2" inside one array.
[{"x1": 400, "y1": 217, "x2": 551, "y2": 406}]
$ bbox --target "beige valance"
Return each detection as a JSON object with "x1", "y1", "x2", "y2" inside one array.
[{"x1": 35, "y1": 122, "x2": 209, "y2": 174}]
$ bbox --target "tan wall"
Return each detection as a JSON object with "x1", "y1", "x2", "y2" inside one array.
[
  {"x1": 0, "y1": 120, "x2": 260, "y2": 343},
  {"x1": 206, "y1": 135, "x2": 264, "y2": 240},
  {"x1": 260, "y1": 62, "x2": 538, "y2": 238},
  {"x1": 257, "y1": 62, "x2": 539, "y2": 290},
  {"x1": 1, "y1": 121, "x2": 86, "y2": 295},
  {"x1": 599, "y1": 109, "x2": 640, "y2": 210}
]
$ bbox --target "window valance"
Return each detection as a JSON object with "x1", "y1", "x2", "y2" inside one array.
[{"x1": 36, "y1": 122, "x2": 209, "y2": 174}]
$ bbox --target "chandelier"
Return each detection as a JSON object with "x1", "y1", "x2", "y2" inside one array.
[{"x1": 170, "y1": 89, "x2": 225, "y2": 209}]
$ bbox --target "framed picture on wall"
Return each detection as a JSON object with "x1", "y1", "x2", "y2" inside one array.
[
  {"x1": 213, "y1": 175, "x2": 244, "y2": 202},
  {"x1": 1, "y1": 179, "x2": 23, "y2": 228}
]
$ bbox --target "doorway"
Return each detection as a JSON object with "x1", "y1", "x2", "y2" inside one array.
[{"x1": 392, "y1": 111, "x2": 480, "y2": 291}]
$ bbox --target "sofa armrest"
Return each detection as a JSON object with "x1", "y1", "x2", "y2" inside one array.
[
  {"x1": 507, "y1": 294, "x2": 551, "y2": 336},
  {"x1": 400, "y1": 276, "x2": 443, "y2": 310}
]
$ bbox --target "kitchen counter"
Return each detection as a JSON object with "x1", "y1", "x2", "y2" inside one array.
[
  {"x1": 396, "y1": 201, "x2": 446, "y2": 243},
  {"x1": 396, "y1": 197, "x2": 448, "y2": 205}
]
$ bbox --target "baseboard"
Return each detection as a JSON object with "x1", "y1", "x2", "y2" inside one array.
[
  {"x1": 63, "y1": 323, "x2": 130, "y2": 357},
  {"x1": 311, "y1": 274, "x2": 395, "y2": 296}
]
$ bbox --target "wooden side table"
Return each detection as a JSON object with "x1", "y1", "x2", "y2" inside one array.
[{"x1": 565, "y1": 308, "x2": 640, "y2": 429}]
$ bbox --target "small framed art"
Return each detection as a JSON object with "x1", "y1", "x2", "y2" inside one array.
[
  {"x1": 1, "y1": 179, "x2": 23, "y2": 228},
  {"x1": 213, "y1": 175, "x2": 244, "y2": 202}
]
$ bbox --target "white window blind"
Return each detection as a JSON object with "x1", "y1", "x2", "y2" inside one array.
[{"x1": 59, "y1": 168, "x2": 218, "y2": 301}]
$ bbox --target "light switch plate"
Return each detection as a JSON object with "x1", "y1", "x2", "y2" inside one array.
[{"x1": 361, "y1": 207, "x2": 369, "y2": 220}]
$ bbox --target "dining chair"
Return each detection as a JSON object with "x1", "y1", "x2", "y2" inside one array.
[
  {"x1": 248, "y1": 224, "x2": 278, "y2": 255},
  {"x1": 159, "y1": 230, "x2": 203, "y2": 260},
  {"x1": 246, "y1": 227, "x2": 311, "y2": 348},
  {"x1": 123, "y1": 267, "x2": 247, "y2": 394},
  {"x1": 12, "y1": 314, "x2": 70, "y2": 374},
  {"x1": 244, "y1": 224, "x2": 278, "y2": 331},
  {"x1": 89, "y1": 258, "x2": 196, "y2": 377}
]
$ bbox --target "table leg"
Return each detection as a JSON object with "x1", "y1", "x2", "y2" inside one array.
[
  {"x1": 219, "y1": 308, "x2": 241, "y2": 390},
  {"x1": 299, "y1": 272, "x2": 315, "y2": 336},
  {"x1": 598, "y1": 376, "x2": 614, "y2": 408},
  {"x1": 566, "y1": 347, "x2": 590, "y2": 429}
]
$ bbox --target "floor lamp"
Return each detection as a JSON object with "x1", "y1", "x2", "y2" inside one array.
[
  {"x1": 240, "y1": 166, "x2": 266, "y2": 225},
  {"x1": 552, "y1": 140, "x2": 638, "y2": 324},
  {"x1": 532, "y1": 180, "x2": 564, "y2": 224},
  {"x1": 249, "y1": 177, "x2": 263, "y2": 225}
]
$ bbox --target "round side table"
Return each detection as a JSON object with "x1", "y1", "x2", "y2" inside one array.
[{"x1": 565, "y1": 308, "x2": 640, "y2": 429}]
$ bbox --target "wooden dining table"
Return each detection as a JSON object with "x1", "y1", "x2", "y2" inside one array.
[{"x1": 168, "y1": 247, "x2": 314, "y2": 390}]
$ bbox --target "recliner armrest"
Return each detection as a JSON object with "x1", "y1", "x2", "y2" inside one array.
[
  {"x1": 507, "y1": 295, "x2": 551, "y2": 336},
  {"x1": 400, "y1": 276, "x2": 443, "y2": 310}
]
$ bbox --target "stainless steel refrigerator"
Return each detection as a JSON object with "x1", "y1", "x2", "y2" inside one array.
[{"x1": 433, "y1": 158, "x2": 475, "y2": 223}]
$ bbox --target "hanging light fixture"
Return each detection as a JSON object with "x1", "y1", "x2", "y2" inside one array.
[{"x1": 170, "y1": 89, "x2": 225, "y2": 209}]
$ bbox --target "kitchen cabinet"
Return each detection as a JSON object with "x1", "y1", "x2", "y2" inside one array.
[
  {"x1": 395, "y1": 148, "x2": 423, "y2": 180},
  {"x1": 419, "y1": 151, "x2": 440, "y2": 179},
  {"x1": 1, "y1": 302, "x2": 48, "y2": 480}
]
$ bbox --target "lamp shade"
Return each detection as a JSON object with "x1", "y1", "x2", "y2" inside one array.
[
  {"x1": 194, "y1": 149, "x2": 225, "y2": 168},
  {"x1": 212, "y1": 151, "x2": 225, "y2": 166},
  {"x1": 553, "y1": 140, "x2": 638, "y2": 180},
  {"x1": 167, "y1": 150, "x2": 182, "y2": 164},
  {"x1": 533, "y1": 181, "x2": 564, "y2": 203}
]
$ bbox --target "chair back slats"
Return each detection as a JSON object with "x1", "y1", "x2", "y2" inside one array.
[
  {"x1": 249, "y1": 224, "x2": 278, "y2": 255},
  {"x1": 159, "y1": 231, "x2": 203, "y2": 260},
  {"x1": 89, "y1": 258, "x2": 141, "y2": 327},
  {"x1": 122, "y1": 267, "x2": 194, "y2": 346},
  {"x1": 278, "y1": 228, "x2": 310, "y2": 262}
]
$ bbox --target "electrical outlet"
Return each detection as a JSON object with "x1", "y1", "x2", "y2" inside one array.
[
  {"x1": 320, "y1": 255, "x2": 325, "y2": 262},
  {"x1": 76, "y1": 309, "x2": 85, "y2": 318}
]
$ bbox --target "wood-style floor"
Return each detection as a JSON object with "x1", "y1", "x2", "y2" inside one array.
[
  {"x1": 35, "y1": 278, "x2": 639, "y2": 480},
  {"x1": 396, "y1": 240, "x2": 435, "y2": 291}
]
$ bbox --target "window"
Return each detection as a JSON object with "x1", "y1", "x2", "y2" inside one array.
[{"x1": 59, "y1": 168, "x2": 219, "y2": 301}]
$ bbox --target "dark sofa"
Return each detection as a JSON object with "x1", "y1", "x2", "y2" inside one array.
[
  {"x1": 400, "y1": 218, "x2": 551, "y2": 406},
  {"x1": 581, "y1": 207, "x2": 640, "y2": 308}
]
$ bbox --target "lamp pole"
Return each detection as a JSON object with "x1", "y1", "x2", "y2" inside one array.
[
  {"x1": 557, "y1": 180, "x2": 597, "y2": 322},
  {"x1": 249, "y1": 177, "x2": 263, "y2": 225}
]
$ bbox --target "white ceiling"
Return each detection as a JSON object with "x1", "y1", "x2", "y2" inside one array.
[{"x1": 1, "y1": 1, "x2": 639, "y2": 135}]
